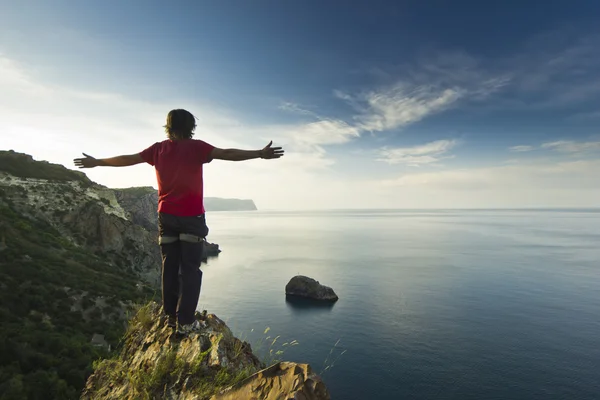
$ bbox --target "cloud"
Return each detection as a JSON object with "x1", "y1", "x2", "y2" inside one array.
[
  {"x1": 282, "y1": 119, "x2": 360, "y2": 146},
  {"x1": 274, "y1": 77, "x2": 493, "y2": 154},
  {"x1": 378, "y1": 158, "x2": 600, "y2": 195},
  {"x1": 356, "y1": 85, "x2": 464, "y2": 132},
  {"x1": 541, "y1": 140, "x2": 600, "y2": 154},
  {"x1": 278, "y1": 101, "x2": 319, "y2": 118},
  {"x1": 377, "y1": 139, "x2": 457, "y2": 166},
  {"x1": 508, "y1": 139, "x2": 600, "y2": 156},
  {"x1": 509, "y1": 145, "x2": 535, "y2": 152},
  {"x1": 275, "y1": 101, "x2": 360, "y2": 150},
  {"x1": 332, "y1": 52, "x2": 510, "y2": 135},
  {"x1": 274, "y1": 49, "x2": 511, "y2": 155}
]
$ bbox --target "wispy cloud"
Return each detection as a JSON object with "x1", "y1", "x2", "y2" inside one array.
[
  {"x1": 355, "y1": 85, "x2": 464, "y2": 132},
  {"x1": 329, "y1": 52, "x2": 511, "y2": 137},
  {"x1": 278, "y1": 101, "x2": 319, "y2": 118},
  {"x1": 508, "y1": 139, "x2": 600, "y2": 156},
  {"x1": 377, "y1": 139, "x2": 457, "y2": 166},
  {"x1": 276, "y1": 101, "x2": 360, "y2": 149},
  {"x1": 541, "y1": 140, "x2": 600, "y2": 153},
  {"x1": 274, "y1": 84, "x2": 466, "y2": 154},
  {"x1": 275, "y1": 119, "x2": 361, "y2": 148},
  {"x1": 379, "y1": 159, "x2": 600, "y2": 192},
  {"x1": 509, "y1": 145, "x2": 535, "y2": 152}
]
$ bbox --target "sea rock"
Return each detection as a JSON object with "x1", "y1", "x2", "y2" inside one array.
[
  {"x1": 82, "y1": 302, "x2": 330, "y2": 400},
  {"x1": 203, "y1": 240, "x2": 221, "y2": 257},
  {"x1": 214, "y1": 361, "x2": 330, "y2": 400},
  {"x1": 285, "y1": 275, "x2": 339, "y2": 302}
]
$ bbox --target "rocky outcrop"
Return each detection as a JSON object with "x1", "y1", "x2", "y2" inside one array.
[
  {"x1": 83, "y1": 302, "x2": 330, "y2": 400},
  {"x1": 285, "y1": 276, "x2": 339, "y2": 302},
  {"x1": 114, "y1": 187, "x2": 158, "y2": 231},
  {"x1": 214, "y1": 362, "x2": 330, "y2": 400},
  {"x1": 0, "y1": 172, "x2": 163, "y2": 284},
  {"x1": 0, "y1": 150, "x2": 92, "y2": 185}
]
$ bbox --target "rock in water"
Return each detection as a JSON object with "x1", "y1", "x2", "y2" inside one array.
[
  {"x1": 214, "y1": 362, "x2": 330, "y2": 400},
  {"x1": 203, "y1": 240, "x2": 221, "y2": 257},
  {"x1": 285, "y1": 275, "x2": 339, "y2": 301}
]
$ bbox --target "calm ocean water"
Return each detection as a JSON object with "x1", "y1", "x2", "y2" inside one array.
[{"x1": 197, "y1": 210, "x2": 600, "y2": 399}]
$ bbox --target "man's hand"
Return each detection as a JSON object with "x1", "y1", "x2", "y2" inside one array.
[
  {"x1": 74, "y1": 153, "x2": 100, "y2": 169},
  {"x1": 73, "y1": 153, "x2": 144, "y2": 168},
  {"x1": 209, "y1": 141, "x2": 284, "y2": 162},
  {"x1": 259, "y1": 141, "x2": 284, "y2": 159}
]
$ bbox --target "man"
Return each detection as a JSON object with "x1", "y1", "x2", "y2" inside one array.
[{"x1": 74, "y1": 109, "x2": 284, "y2": 335}]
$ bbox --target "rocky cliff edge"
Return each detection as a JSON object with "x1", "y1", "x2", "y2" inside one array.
[{"x1": 83, "y1": 302, "x2": 330, "y2": 400}]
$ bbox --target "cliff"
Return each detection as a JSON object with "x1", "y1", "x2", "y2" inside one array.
[
  {"x1": 0, "y1": 153, "x2": 161, "y2": 285},
  {"x1": 0, "y1": 151, "x2": 212, "y2": 397},
  {"x1": 83, "y1": 302, "x2": 330, "y2": 400},
  {"x1": 0, "y1": 181, "x2": 157, "y2": 398}
]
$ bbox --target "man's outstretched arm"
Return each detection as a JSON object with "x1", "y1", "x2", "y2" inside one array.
[
  {"x1": 210, "y1": 141, "x2": 284, "y2": 162},
  {"x1": 74, "y1": 153, "x2": 144, "y2": 168}
]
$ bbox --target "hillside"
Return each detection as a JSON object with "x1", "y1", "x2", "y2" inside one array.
[
  {"x1": 0, "y1": 150, "x2": 92, "y2": 186},
  {"x1": 0, "y1": 198, "x2": 157, "y2": 399},
  {"x1": 0, "y1": 151, "x2": 218, "y2": 398}
]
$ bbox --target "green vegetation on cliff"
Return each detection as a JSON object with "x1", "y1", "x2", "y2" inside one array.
[
  {"x1": 85, "y1": 303, "x2": 261, "y2": 400},
  {"x1": 0, "y1": 202, "x2": 157, "y2": 399},
  {"x1": 0, "y1": 150, "x2": 92, "y2": 186}
]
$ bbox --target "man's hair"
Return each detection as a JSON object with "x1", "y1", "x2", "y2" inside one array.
[{"x1": 164, "y1": 109, "x2": 197, "y2": 140}]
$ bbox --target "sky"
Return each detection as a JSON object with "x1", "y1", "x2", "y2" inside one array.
[{"x1": 1, "y1": 0, "x2": 599, "y2": 210}]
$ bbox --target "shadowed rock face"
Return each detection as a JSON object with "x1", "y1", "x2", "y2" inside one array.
[
  {"x1": 285, "y1": 276, "x2": 339, "y2": 302},
  {"x1": 214, "y1": 362, "x2": 330, "y2": 400}
]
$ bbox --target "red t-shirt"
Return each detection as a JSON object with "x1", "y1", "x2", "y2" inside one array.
[{"x1": 139, "y1": 139, "x2": 214, "y2": 216}]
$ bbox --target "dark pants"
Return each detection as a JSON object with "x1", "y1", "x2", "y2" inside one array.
[{"x1": 158, "y1": 212, "x2": 209, "y2": 325}]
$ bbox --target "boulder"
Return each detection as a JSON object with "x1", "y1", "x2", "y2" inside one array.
[
  {"x1": 285, "y1": 275, "x2": 339, "y2": 302},
  {"x1": 203, "y1": 240, "x2": 221, "y2": 257},
  {"x1": 213, "y1": 362, "x2": 330, "y2": 400}
]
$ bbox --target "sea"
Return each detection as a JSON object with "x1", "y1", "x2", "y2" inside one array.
[{"x1": 196, "y1": 209, "x2": 600, "y2": 400}]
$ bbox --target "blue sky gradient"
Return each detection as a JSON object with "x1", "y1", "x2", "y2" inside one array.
[{"x1": 1, "y1": 1, "x2": 599, "y2": 209}]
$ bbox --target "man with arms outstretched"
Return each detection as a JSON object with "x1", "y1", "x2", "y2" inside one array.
[{"x1": 74, "y1": 109, "x2": 284, "y2": 335}]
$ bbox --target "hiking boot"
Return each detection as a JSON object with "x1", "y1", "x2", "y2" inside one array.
[
  {"x1": 167, "y1": 315, "x2": 177, "y2": 329},
  {"x1": 177, "y1": 320, "x2": 206, "y2": 335},
  {"x1": 195, "y1": 310, "x2": 208, "y2": 321}
]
